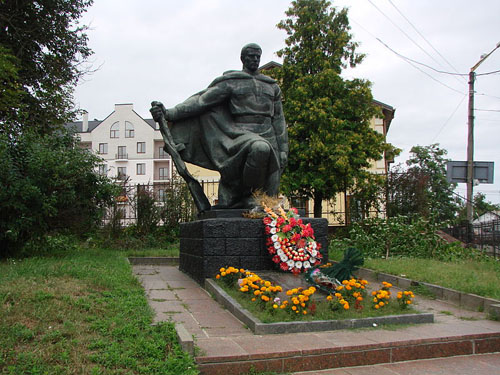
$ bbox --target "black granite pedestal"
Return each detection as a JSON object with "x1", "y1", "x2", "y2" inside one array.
[{"x1": 179, "y1": 216, "x2": 329, "y2": 285}]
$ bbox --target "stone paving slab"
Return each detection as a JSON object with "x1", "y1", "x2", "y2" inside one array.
[{"x1": 133, "y1": 264, "x2": 500, "y2": 375}]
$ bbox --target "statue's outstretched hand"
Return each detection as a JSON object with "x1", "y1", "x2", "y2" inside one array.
[{"x1": 150, "y1": 101, "x2": 167, "y2": 122}]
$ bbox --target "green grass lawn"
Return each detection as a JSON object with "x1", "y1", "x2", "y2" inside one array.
[
  {"x1": 125, "y1": 241, "x2": 180, "y2": 258},
  {"x1": 330, "y1": 248, "x2": 500, "y2": 301},
  {"x1": 0, "y1": 247, "x2": 197, "y2": 375}
]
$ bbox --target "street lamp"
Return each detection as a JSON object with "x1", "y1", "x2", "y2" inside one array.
[{"x1": 466, "y1": 42, "x2": 500, "y2": 223}]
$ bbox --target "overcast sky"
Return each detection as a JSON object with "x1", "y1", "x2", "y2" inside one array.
[{"x1": 74, "y1": 0, "x2": 500, "y2": 204}]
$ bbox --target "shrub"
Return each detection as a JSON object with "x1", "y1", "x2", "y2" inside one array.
[
  {"x1": 330, "y1": 215, "x2": 478, "y2": 261},
  {"x1": 0, "y1": 129, "x2": 117, "y2": 257}
]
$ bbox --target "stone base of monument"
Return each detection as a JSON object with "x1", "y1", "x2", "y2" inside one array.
[{"x1": 179, "y1": 216, "x2": 329, "y2": 285}]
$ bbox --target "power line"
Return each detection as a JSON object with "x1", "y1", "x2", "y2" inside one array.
[
  {"x1": 376, "y1": 38, "x2": 465, "y2": 94},
  {"x1": 367, "y1": 0, "x2": 465, "y2": 84},
  {"x1": 475, "y1": 108, "x2": 500, "y2": 112},
  {"x1": 477, "y1": 69, "x2": 500, "y2": 76},
  {"x1": 431, "y1": 95, "x2": 467, "y2": 143},
  {"x1": 386, "y1": 0, "x2": 467, "y2": 84}
]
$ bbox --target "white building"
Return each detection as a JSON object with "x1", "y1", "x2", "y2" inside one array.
[{"x1": 67, "y1": 103, "x2": 173, "y2": 186}]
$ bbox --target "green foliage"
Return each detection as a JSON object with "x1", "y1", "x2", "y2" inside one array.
[
  {"x1": 456, "y1": 192, "x2": 500, "y2": 222},
  {"x1": 330, "y1": 215, "x2": 477, "y2": 261},
  {"x1": 135, "y1": 187, "x2": 161, "y2": 237},
  {"x1": 0, "y1": 0, "x2": 94, "y2": 133},
  {"x1": 388, "y1": 144, "x2": 459, "y2": 222},
  {"x1": 274, "y1": 0, "x2": 397, "y2": 217},
  {"x1": 0, "y1": 129, "x2": 117, "y2": 257}
]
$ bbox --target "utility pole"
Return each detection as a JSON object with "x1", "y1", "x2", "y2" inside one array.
[{"x1": 466, "y1": 42, "x2": 500, "y2": 224}]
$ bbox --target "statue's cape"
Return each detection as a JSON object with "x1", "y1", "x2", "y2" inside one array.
[{"x1": 169, "y1": 71, "x2": 280, "y2": 183}]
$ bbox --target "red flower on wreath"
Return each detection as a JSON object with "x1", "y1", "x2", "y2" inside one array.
[{"x1": 262, "y1": 204, "x2": 322, "y2": 274}]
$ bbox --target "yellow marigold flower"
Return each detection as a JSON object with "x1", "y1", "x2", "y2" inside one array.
[
  {"x1": 216, "y1": 274, "x2": 220, "y2": 279},
  {"x1": 375, "y1": 304, "x2": 380, "y2": 309},
  {"x1": 303, "y1": 290, "x2": 310, "y2": 296},
  {"x1": 310, "y1": 287, "x2": 316, "y2": 292},
  {"x1": 292, "y1": 306, "x2": 297, "y2": 311},
  {"x1": 397, "y1": 294, "x2": 402, "y2": 299},
  {"x1": 371, "y1": 291, "x2": 377, "y2": 296},
  {"x1": 346, "y1": 285, "x2": 352, "y2": 291},
  {"x1": 280, "y1": 305, "x2": 286, "y2": 309},
  {"x1": 264, "y1": 281, "x2": 271, "y2": 287},
  {"x1": 292, "y1": 288, "x2": 298, "y2": 294},
  {"x1": 219, "y1": 268, "x2": 225, "y2": 273},
  {"x1": 361, "y1": 279, "x2": 368, "y2": 285},
  {"x1": 286, "y1": 290, "x2": 293, "y2": 296},
  {"x1": 273, "y1": 304, "x2": 278, "y2": 309},
  {"x1": 336, "y1": 286, "x2": 344, "y2": 291},
  {"x1": 373, "y1": 298, "x2": 378, "y2": 303},
  {"x1": 404, "y1": 291, "x2": 410, "y2": 295},
  {"x1": 303, "y1": 310, "x2": 307, "y2": 315},
  {"x1": 343, "y1": 304, "x2": 349, "y2": 310},
  {"x1": 357, "y1": 297, "x2": 363, "y2": 301},
  {"x1": 355, "y1": 283, "x2": 361, "y2": 288},
  {"x1": 240, "y1": 269, "x2": 245, "y2": 273},
  {"x1": 254, "y1": 290, "x2": 261, "y2": 296},
  {"x1": 335, "y1": 293, "x2": 341, "y2": 298},
  {"x1": 342, "y1": 280, "x2": 348, "y2": 285},
  {"x1": 251, "y1": 298, "x2": 256, "y2": 301},
  {"x1": 301, "y1": 303, "x2": 306, "y2": 308},
  {"x1": 379, "y1": 301, "x2": 385, "y2": 307},
  {"x1": 406, "y1": 300, "x2": 412, "y2": 305},
  {"x1": 276, "y1": 286, "x2": 283, "y2": 292},
  {"x1": 221, "y1": 272, "x2": 226, "y2": 276},
  {"x1": 260, "y1": 286, "x2": 266, "y2": 291},
  {"x1": 326, "y1": 295, "x2": 333, "y2": 301}
]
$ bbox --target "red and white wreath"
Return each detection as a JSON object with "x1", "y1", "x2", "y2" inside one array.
[{"x1": 263, "y1": 204, "x2": 322, "y2": 274}]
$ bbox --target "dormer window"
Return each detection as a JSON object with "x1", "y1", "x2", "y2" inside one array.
[
  {"x1": 110, "y1": 122, "x2": 119, "y2": 138},
  {"x1": 125, "y1": 121, "x2": 134, "y2": 138}
]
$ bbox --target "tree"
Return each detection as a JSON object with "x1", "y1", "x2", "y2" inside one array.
[
  {"x1": 455, "y1": 192, "x2": 500, "y2": 222},
  {"x1": 388, "y1": 144, "x2": 459, "y2": 222},
  {"x1": 0, "y1": 0, "x2": 93, "y2": 134},
  {"x1": 275, "y1": 0, "x2": 396, "y2": 217},
  {"x1": 0, "y1": 129, "x2": 117, "y2": 257}
]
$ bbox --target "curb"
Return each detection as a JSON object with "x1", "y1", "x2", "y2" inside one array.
[
  {"x1": 128, "y1": 257, "x2": 179, "y2": 265},
  {"x1": 354, "y1": 267, "x2": 500, "y2": 315},
  {"x1": 205, "y1": 279, "x2": 434, "y2": 335}
]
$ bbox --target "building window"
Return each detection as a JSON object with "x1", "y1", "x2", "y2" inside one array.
[
  {"x1": 117, "y1": 146, "x2": 127, "y2": 159},
  {"x1": 158, "y1": 188, "x2": 165, "y2": 201},
  {"x1": 117, "y1": 167, "x2": 127, "y2": 180},
  {"x1": 158, "y1": 146, "x2": 169, "y2": 159},
  {"x1": 98, "y1": 164, "x2": 107, "y2": 176},
  {"x1": 136, "y1": 163, "x2": 146, "y2": 175},
  {"x1": 110, "y1": 122, "x2": 119, "y2": 138},
  {"x1": 137, "y1": 142, "x2": 146, "y2": 153},
  {"x1": 98, "y1": 143, "x2": 108, "y2": 154},
  {"x1": 159, "y1": 167, "x2": 169, "y2": 180},
  {"x1": 125, "y1": 121, "x2": 134, "y2": 138}
]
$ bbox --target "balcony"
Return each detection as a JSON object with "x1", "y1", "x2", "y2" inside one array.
[{"x1": 115, "y1": 153, "x2": 128, "y2": 161}]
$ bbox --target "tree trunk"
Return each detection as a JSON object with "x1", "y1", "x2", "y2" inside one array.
[{"x1": 313, "y1": 192, "x2": 323, "y2": 218}]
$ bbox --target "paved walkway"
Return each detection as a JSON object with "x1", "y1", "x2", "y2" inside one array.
[
  {"x1": 133, "y1": 265, "x2": 500, "y2": 375},
  {"x1": 293, "y1": 353, "x2": 500, "y2": 374}
]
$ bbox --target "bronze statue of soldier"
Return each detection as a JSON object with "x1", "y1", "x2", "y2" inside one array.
[{"x1": 151, "y1": 43, "x2": 288, "y2": 211}]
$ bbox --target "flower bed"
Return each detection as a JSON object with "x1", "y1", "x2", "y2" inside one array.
[{"x1": 213, "y1": 267, "x2": 427, "y2": 327}]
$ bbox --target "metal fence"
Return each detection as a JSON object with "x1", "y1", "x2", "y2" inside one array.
[
  {"x1": 443, "y1": 220, "x2": 500, "y2": 258},
  {"x1": 103, "y1": 180, "x2": 387, "y2": 228}
]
